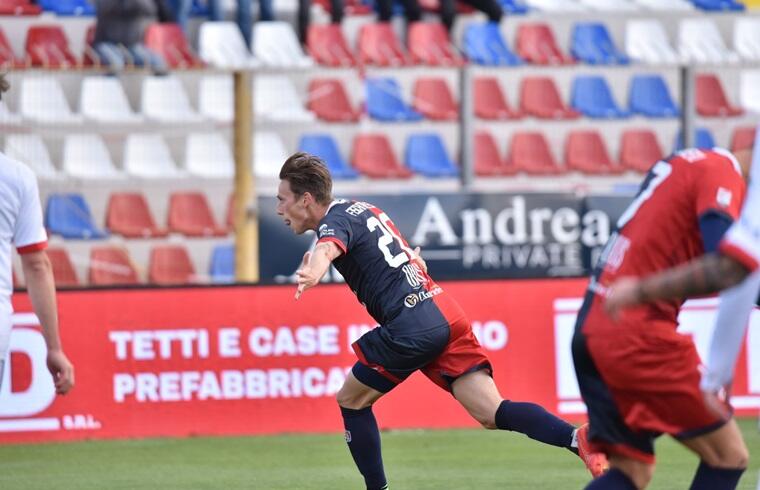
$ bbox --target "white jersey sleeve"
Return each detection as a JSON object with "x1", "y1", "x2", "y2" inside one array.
[{"x1": 13, "y1": 165, "x2": 47, "y2": 253}]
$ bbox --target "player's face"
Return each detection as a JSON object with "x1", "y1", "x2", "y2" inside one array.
[{"x1": 276, "y1": 180, "x2": 310, "y2": 234}]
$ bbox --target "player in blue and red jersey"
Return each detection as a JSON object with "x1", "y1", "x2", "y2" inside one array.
[
  {"x1": 277, "y1": 152, "x2": 607, "y2": 490},
  {"x1": 572, "y1": 146, "x2": 754, "y2": 490}
]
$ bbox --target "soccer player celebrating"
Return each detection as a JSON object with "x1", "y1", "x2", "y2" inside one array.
[
  {"x1": 572, "y1": 144, "x2": 754, "y2": 490},
  {"x1": 277, "y1": 152, "x2": 607, "y2": 490}
]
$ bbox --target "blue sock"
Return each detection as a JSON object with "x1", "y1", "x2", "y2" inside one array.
[
  {"x1": 584, "y1": 468, "x2": 637, "y2": 489},
  {"x1": 495, "y1": 400, "x2": 575, "y2": 448},
  {"x1": 689, "y1": 461, "x2": 744, "y2": 490},
  {"x1": 340, "y1": 406, "x2": 387, "y2": 490}
]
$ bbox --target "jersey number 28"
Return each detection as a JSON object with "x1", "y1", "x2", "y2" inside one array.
[{"x1": 367, "y1": 213, "x2": 414, "y2": 268}]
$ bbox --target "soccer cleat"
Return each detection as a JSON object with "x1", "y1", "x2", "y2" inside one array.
[{"x1": 576, "y1": 423, "x2": 609, "y2": 478}]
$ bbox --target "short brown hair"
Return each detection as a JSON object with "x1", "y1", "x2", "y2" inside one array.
[
  {"x1": 279, "y1": 152, "x2": 333, "y2": 205},
  {"x1": 0, "y1": 73, "x2": 8, "y2": 101}
]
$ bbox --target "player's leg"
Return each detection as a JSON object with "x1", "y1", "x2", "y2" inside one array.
[
  {"x1": 585, "y1": 455, "x2": 654, "y2": 489},
  {"x1": 678, "y1": 420, "x2": 748, "y2": 490}
]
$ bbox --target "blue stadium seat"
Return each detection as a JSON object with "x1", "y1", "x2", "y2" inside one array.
[
  {"x1": 405, "y1": 134, "x2": 458, "y2": 177},
  {"x1": 298, "y1": 134, "x2": 359, "y2": 179},
  {"x1": 366, "y1": 78, "x2": 423, "y2": 122},
  {"x1": 190, "y1": 0, "x2": 211, "y2": 15},
  {"x1": 500, "y1": 0, "x2": 529, "y2": 13},
  {"x1": 210, "y1": 244, "x2": 235, "y2": 283},
  {"x1": 45, "y1": 194, "x2": 108, "y2": 240},
  {"x1": 463, "y1": 22, "x2": 523, "y2": 66},
  {"x1": 571, "y1": 76, "x2": 629, "y2": 118},
  {"x1": 691, "y1": 0, "x2": 745, "y2": 11},
  {"x1": 629, "y1": 75, "x2": 680, "y2": 118},
  {"x1": 37, "y1": 0, "x2": 95, "y2": 15},
  {"x1": 571, "y1": 23, "x2": 628, "y2": 65},
  {"x1": 674, "y1": 128, "x2": 716, "y2": 151}
]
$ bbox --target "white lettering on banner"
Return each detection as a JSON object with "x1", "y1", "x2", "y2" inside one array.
[
  {"x1": 218, "y1": 328, "x2": 241, "y2": 357},
  {"x1": 0, "y1": 328, "x2": 55, "y2": 417},
  {"x1": 347, "y1": 324, "x2": 375, "y2": 348},
  {"x1": 471, "y1": 321, "x2": 509, "y2": 351},
  {"x1": 109, "y1": 329, "x2": 210, "y2": 360},
  {"x1": 462, "y1": 243, "x2": 583, "y2": 272},
  {"x1": 247, "y1": 326, "x2": 339, "y2": 357},
  {"x1": 113, "y1": 367, "x2": 351, "y2": 403}
]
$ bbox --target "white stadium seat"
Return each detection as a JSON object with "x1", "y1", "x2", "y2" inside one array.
[
  {"x1": 4, "y1": 134, "x2": 60, "y2": 179},
  {"x1": 252, "y1": 21, "x2": 313, "y2": 67},
  {"x1": 199, "y1": 21, "x2": 259, "y2": 69},
  {"x1": 124, "y1": 134, "x2": 185, "y2": 178},
  {"x1": 679, "y1": 18, "x2": 739, "y2": 64},
  {"x1": 254, "y1": 75, "x2": 315, "y2": 122},
  {"x1": 63, "y1": 134, "x2": 125, "y2": 179},
  {"x1": 0, "y1": 100, "x2": 21, "y2": 125},
  {"x1": 254, "y1": 131, "x2": 288, "y2": 178},
  {"x1": 626, "y1": 19, "x2": 680, "y2": 64},
  {"x1": 740, "y1": 70, "x2": 760, "y2": 113},
  {"x1": 579, "y1": 0, "x2": 638, "y2": 10},
  {"x1": 734, "y1": 18, "x2": 760, "y2": 62},
  {"x1": 633, "y1": 0, "x2": 693, "y2": 10},
  {"x1": 19, "y1": 77, "x2": 83, "y2": 124},
  {"x1": 525, "y1": 0, "x2": 587, "y2": 10},
  {"x1": 141, "y1": 76, "x2": 204, "y2": 123},
  {"x1": 199, "y1": 75, "x2": 233, "y2": 123},
  {"x1": 185, "y1": 132, "x2": 235, "y2": 178},
  {"x1": 80, "y1": 77, "x2": 143, "y2": 124}
]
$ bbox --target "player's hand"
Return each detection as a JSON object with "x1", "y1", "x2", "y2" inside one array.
[
  {"x1": 295, "y1": 251, "x2": 314, "y2": 300},
  {"x1": 604, "y1": 277, "x2": 641, "y2": 320},
  {"x1": 412, "y1": 246, "x2": 428, "y2": 274},
  {"x1": 47, "y1": 349, "x2": 74, "y2": 395},
  {"x1": 702, "y1": 385, "x2": 732, "y2": 421}
]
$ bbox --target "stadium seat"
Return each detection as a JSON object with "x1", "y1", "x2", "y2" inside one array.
[
  {"x1": 500, "y1": 0, "x2": 530, "y2": 12},
  {"x1": 625, "y1": 19, "x2": 680, "y2": 64},
  {"x1": 141, "y1": 76, "x2": 203, "y2": 123},
  {"x1": 313, "y1": 0, "x2": 372, "y2": 14},
  {"x1": 691, "y1": 0, "x2": 745, "y2": 10},
  {"x1": 579, "y1": 0, "x2": 638, "y2": 9},
  {"x1": 730, "y1": 126, "x2": 756, "y2": 152},
  {"x1": 255, "y1": 75, "x2": 315, "y2": 122},
  {"x1": 149, "y1": 245, "x2": 196, "y2": 285},
  {"x1": 20, "y1": 77, "x2": 83, "y2": 124},
  {"x1": 124, "y1": 134, "x2": 184, "y2": 178},
  {"x1": 696, "y1": 74, "x2": 742, "y2": 117},
  {"x1": 89, "y1": 246, "x2": 140, "y2": 286},
  {"x1": 633, "y1": 0, "x2": 693, "y2": 8},
  {"x1": 463, "y1": 22, "x2": 522, "y2": 66},
  {"x1": 37, "y1": 0, "x2": 94, "y2": 15},
  {"x1": 734, "y1": 18, "x2": 760, "y2": 61},
  {"x1": 571, "y1": 76, "x2": 630, "y2": 118},
  {"x1": 106, "y1": 192, "x2": 167, "y2": 238},
  {"x1": 81, "y1": 24, "x2": 99, "y2": 67},
  {"x1": 308, "y1": 79, "x2": 361, "y2": 122},
  {"x1": 353, "y1": 134, "x2": 412, "y2": 178},
  {"x1": 405, "y1": 134, "x2": 458, "y2": 177},
  {"x1": 620, "y1": 129, "x2": 662, "y2": 173},
  {"x1": 62, "y1": 134, "x2": 125, "y2": 179},
  {"x1": 628, "y1": 75, "x2": 679, "y2": 117},
  {"x1": 25, "y1": 25, "x2": 78, "y2": 67},
  {"x1": 679, "y1": 18, "x2": 739, "y2": 64},
  {"x1": 80, "y1": 77, "x2": 143, "y2": 124},
  {"x1": 254, "y1": 131, "x2": 289, "y2": 178},
  {"x1": 46, "y1": 248, "x2": 79, "y2": 287},
  {"x1": 508, "y1": 132, "x2": 562, "y2": 174},
  {"x1": 210, "y1": 244, "x2": 235, "y2": 283},
  {"x1": 185, "y1": 132, "x2": 235, "y2": 178},
  {"x1": 564, "y1": 130, "x2": 622, "y2": 174},
  {"x1": 571, "y1": 23, "x2": 629, "y2": 65},
  {"x1": 516, "y1": 23, "x2": 574, "y2": 64},
  {"x1": 0, "y1": 0, "x2": 41, "y2": 15},
  {"x1": 307, "y1": 24, "x2": 356, "y2": 67},
  {"x1": 298, "y1": 134, "x2": 359, "y2": 179},
  {"x1": 366, "y1": 78, "x2": 423, "y2": 122},
  {"x1": 199, "y1": 21, "x2": 259, "y2": 69},
  {"x1": 407, "y1": 22, "x2": 464, "y2": 66},
  {"x1": 357, "y1": 22, "x2": 408, "y2": 66},
  {"x1": 144, "y1": 23, "x2": 202, "y2": 68},
  {"x1": 0, "y1": 28, "x2": 24, "y2": 68},
  {"x1": 740, "y1": 70, "x2": 760, "y2": 113},
  {"x1": 674, "y1": 127, "x2": 716, "y2": 151},
  {"x1": 413, "y1": 78, "x2": 458, "y2": 120},
  {"x1": 474, "y1": 77, "x2": 521, "y2": 120},
  {"x1": 252, "y1": 21, "x2": 313, "y2": 67},
  {"x1": 525, "y1": 0, "x2": 586, "y2": 10},
  {"x1": 0, "y1": 100, "x2": 19, "y2": 125},
  {"x1": 4, "y1": 134, "x2": 59, "y2": 179},
  {"x1": 199, "y1": 75, "x2": 233, "y2": 123},
  {"x1": 474, "y1": 131, "x2": 517, "y2": 176},
  {"x1": 168, "y1": 192, "x2": 226, "y2": 237},
  {"x1": 520, "y1": 77, "x2": 580, "y2": 119},
  {"x1": 45, "y1": 193, "x2": 107, "y2": 239}
]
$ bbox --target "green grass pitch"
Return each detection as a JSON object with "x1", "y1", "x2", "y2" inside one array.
[{"x1": 1, "y1": 419, "x2": 758, "y2": 489}]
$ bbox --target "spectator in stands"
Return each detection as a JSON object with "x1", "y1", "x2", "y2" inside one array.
[
  {"x1": 439, "y1": 0, "x2": 501, "y2": 32},
  {"x1": 376, "y1": 0, "x2": 422, "y2": 31},
  {"x1": 93, "y1": 0, "x2": 172, "y2": 73},
  {"x1": 0, "y1": 75, "x2": 75, "y2": 397},
  {"x1": 171, "y1": 0, "x2": 272, "y2": 47},
  {"x1": 297, "y1": 0, "x2": 344, "y2": 44}
]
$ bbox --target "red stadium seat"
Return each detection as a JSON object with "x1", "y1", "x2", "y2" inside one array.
[
  {"x1": 474, "y1": 77, "x2": 520, "y2": 120},
  {"x1": 417, "y1": 0, "x2": 476, "y2": 13},
  {"x1": 474, "y1": 131, "x2": 516, "y2": 176},
  {"x1": 413, "y1": 77, "x2": 458, "y2": 120},
  {"x1": 89, "y1": 246, "x2": 140, "y2": 286},
  {"x1": 47, "y1": 247, "x2": 79, "y2": 287},
  {"x1": 144, "y1": 23, "x2": 203, "y2": 68},
  {"x1": 313, "y1": 0, "x2": 372, "y2": 14},
  {"x1": 149, "y1": 245, "x2": 196, "y2": 285},
  {"x1": 25, "y1": 25, "x2": 78, "y2": 68},
  {"x1": 731, "y1": 126, "x2": 756, "y2": 152},
  {"x1": 0, "y1": 28, "x2": 24, "y2": 68},
  {"x1": 358, "y1": 23, "x2": 408, "y2": 66},
  {"x1": 407, "y1": 22, "x2": 464, "y2": 66},
  {"x1": 565, "y1": 130, "x2": 622, "y2": 175},
  {"x1": 352, "y1": 134, "x2": 412, "y2": 178},
  {"x1": 307, "y1": 24, "x2": 356, "y2": 67},
  {"x1": 520, "y1": 77, "x2": 580, "y2": 119},
  {"x1": 516, "y1": 23, "x2": 574, "y2": 65},
  {"x1": 696, "y1": 74, "x2": 743, "y2": 117},
  {"x1": 0, "y1": 0, "x2": 41, "y2": 15},
  {"x1": 508, "y1": 132, "x2": 563, "y2": 175},
  {"x1": 106, "y1": 193, "x2": 168, "y2": 238},
  {"x1": 620, "y1": 129, "x2": 662, "y2": 173},
  {"x1": 82, "y1": 24, "x2": 99, "y2": 67},
  {"x1": 308, "y1": 79, "x2": 361, "y2": 122},
  {"x1": 168, "y1": 192, "x2": 226, "y2": 237}
]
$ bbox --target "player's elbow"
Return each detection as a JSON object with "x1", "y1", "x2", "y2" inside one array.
[{"x1": 719, "y1": 256, "x2": 751, "y2": 289}]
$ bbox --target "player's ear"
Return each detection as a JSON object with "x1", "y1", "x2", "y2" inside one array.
[{"x1": 302, "y1": 191, "x2": 314, "y2": 206}]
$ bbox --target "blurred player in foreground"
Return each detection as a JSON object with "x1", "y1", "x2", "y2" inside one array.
[
  {"x1": 572, "y1": 142, "x2": 755, "y2": 490},
  {"x1": 0, "y1": 74, "x2": 74, "y2": 395},
  {"x1": 277, "y1": 152, "x2": 606, "y2": 490}
]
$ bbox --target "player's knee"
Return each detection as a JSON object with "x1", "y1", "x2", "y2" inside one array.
[
  {"x1": 336, "y1": 387, "x2": 373, "y2": 410},
  {"x1": 469, "y1": 409, "x2": 497, "y2": 430},
  {"x1": 702, "y1": 444, "x2": 750, "y2": 469},
  {"x1": 610, "y1": 456, "x2": 654, "y2": 489}
]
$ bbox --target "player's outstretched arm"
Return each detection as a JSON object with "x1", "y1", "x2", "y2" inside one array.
[{"x1": 295, "y1": 240, "x2": 342, "y2": 300}]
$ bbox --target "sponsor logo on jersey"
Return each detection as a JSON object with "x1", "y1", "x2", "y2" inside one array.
[
  {"x1": 403, "y1": 286, "x2": 443, "y2": 308},
  {"x1": 318, "y1": 224, "x2": 335, "y2": 238},
  {"x1": 716, "y1": 187, "x2": 733, "y2": 208},
  {"x1": 402, "y1": 263, "x2": 427, "y2": 289}
]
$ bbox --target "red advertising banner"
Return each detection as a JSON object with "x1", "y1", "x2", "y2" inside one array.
[{"x1": 2, "y1": 279, "x2": 758, "y2": 443}]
